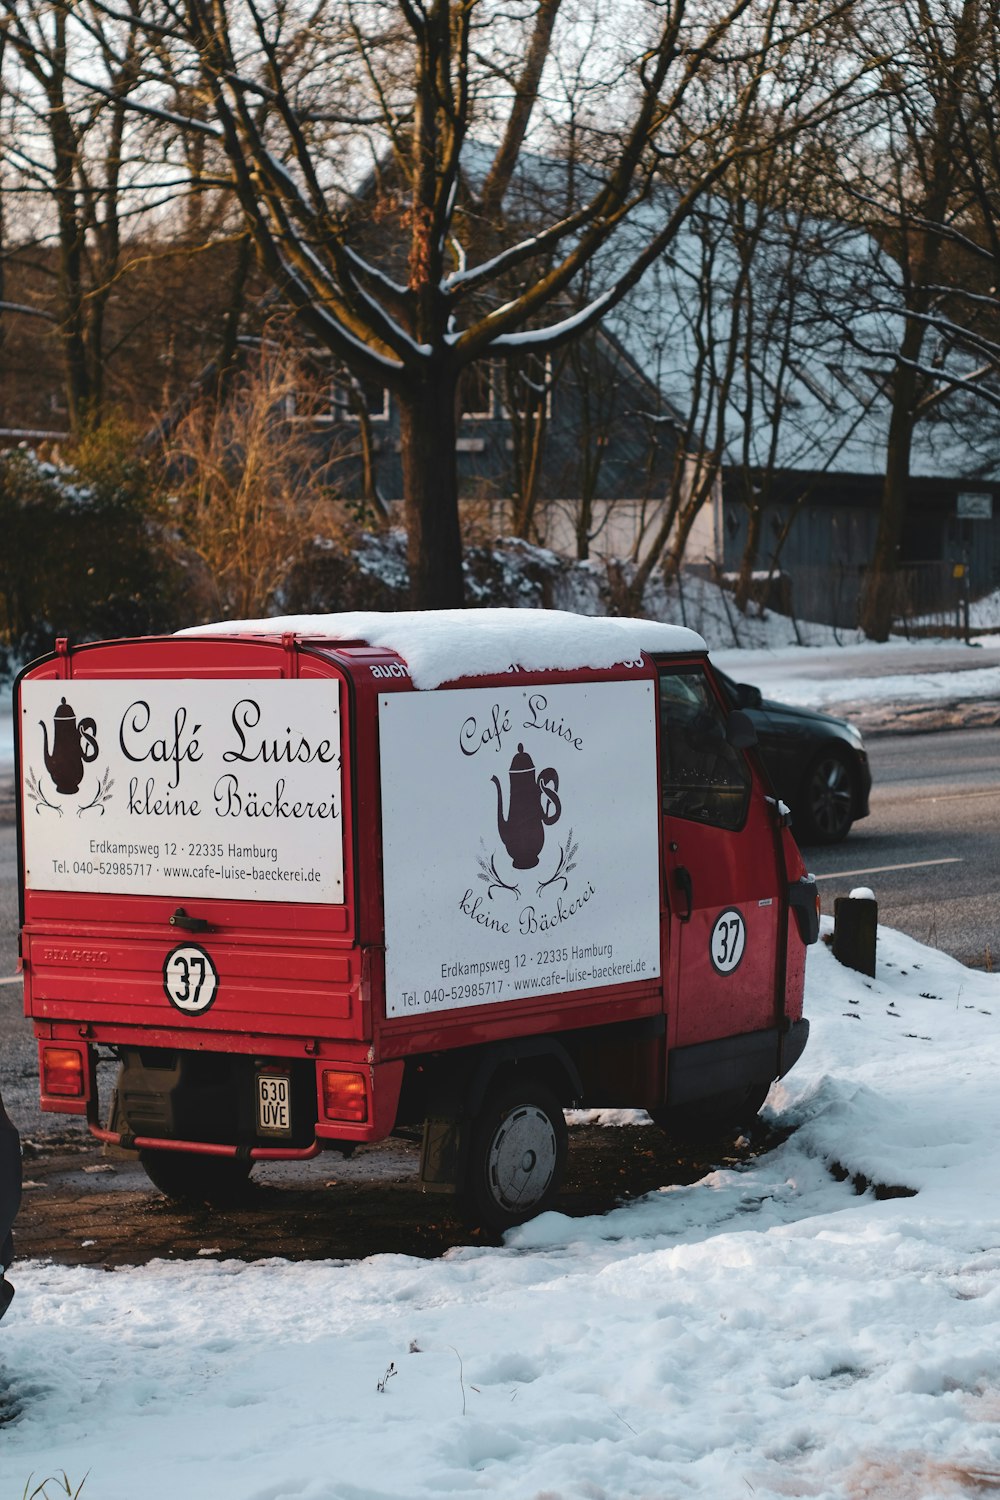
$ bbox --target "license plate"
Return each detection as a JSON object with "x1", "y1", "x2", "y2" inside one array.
[{"x1": 256, "y1": 1073, "x2": 291, "y2": 1136}]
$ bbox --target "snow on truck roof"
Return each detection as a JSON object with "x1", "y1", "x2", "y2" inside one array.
[{"x1": 178, "y1": 609, "x2": 706, "y2": 691}]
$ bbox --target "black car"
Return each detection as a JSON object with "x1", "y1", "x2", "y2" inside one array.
[
  {"x1": 0, "y1": 1087, "x2": 20, "y2": 1321},
  {"x1": 715, "y1": 669, "x2": 871, "y2": 844}
]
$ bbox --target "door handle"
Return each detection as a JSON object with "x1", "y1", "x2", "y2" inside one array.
[
  {"x1": 169, "y1": 907, "x2": 212, "y2": 934},
  {"x1": 673, "y1": 866, "x2": 693, "y2": 923}
]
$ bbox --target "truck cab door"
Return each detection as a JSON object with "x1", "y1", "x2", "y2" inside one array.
[{"x1": 657, "y1": 664, "x2": 783, "y2": 1051}]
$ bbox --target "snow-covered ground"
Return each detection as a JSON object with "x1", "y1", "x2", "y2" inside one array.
[
  {"x1": 5, "y1": 924, "x2": 1000, "y2": 1499},
  {"x1": 711, "y1": 637, "x2": 1000, "y2": 719}
]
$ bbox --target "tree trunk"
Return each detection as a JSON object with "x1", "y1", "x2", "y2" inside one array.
[
  {"x1": 734, "y1": 487, "x2": 765, "y2": 614},
  {"x1": 510, "y1": 405, "x2": 548, "y2": 541},
  {"x1": 52, "y1": 143, "x2": 90, "y2": 431},
  {"x1": 398, "y1": 376, "x2": 465, "y2": 608},
  {"x1": 357, "y1": 405, "x2": 390, "y2": 525},
  {"x1": 575, "y1": 490, "x2": 593, "y2": 561},
  {"x1": 216, "y1": 233, "x2": 252, "y2": 401},
  {"x1": 859, "y1": 366, "x2": 918, "y2": 640},
  {"x1": 858, "y1": 0, "x2": 978, "y2": 640},
  {"x1": 659, "y1": 455, "x2": 721, "y2": 591},
  {"x1": 47, "y1": 78, "x2": 90, "y2": 431}
]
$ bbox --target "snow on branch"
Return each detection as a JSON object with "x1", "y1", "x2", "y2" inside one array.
[
  {"x1": 0, "y1": 300, "x2": 57, "y2": 323},
  {"x1": 248, "y1": 147, "x2": 426, "y2": 363},
  {"x1": 889, "y1": 307, "x2": 1000, "y2": 365},
  {"x1": 895, "y1": 356, "x2": 1000, "y2": 412},
  {"x1": 276, "y1": 260, "x2": 410, "y2": 381},
  {"x1": 442, "y1": 203, "x2": 597, "y2": 297},
  {"x1": 63, "y1": 67, "x2": 221, "y2": 138},
  {"x1": 341, "y1": 245, "x2": 410, "y2": 304},
  {"x1": 486, "y1": 285, "x2": 618, "y2": 353}
]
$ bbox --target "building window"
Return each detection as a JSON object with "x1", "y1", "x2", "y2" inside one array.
[
  {"x1": 501, "y1": 353, "x2": 553, "y2": 418},
  {"x1": 459, "y1": 361, "x2": 495, "y2": 420},
  {"x1": 334, "y1": 377, "x2": 390, "y2": 422}
]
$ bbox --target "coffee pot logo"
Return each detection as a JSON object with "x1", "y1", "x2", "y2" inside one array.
[
  {"x1": 491, "y1": 743, "x2": 561, "y2": 869},
  {"x1": 40, "y1": 697, "x2": 99, "y2": 795}
]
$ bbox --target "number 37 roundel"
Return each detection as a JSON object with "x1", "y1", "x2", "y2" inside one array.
[
  {"x1": 709, "y1": 908, "x2": 747, "y2": 975},
  {"x1": 163, "y1": 943, "x2": 220, "y2": 1014}
]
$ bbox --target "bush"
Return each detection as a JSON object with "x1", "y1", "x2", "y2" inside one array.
[
  {"x1": 0, "y1": 425, "x2": 183, "y2": 672},
  {"x1": 284, "y1": 529, "x2": 607, "y2": 615}
]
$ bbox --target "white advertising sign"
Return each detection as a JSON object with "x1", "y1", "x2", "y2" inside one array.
[
  {"x1": 379, "y1": 679, "x2": 661, "y2": 1016},
  {"x1": 21, "y1": 679, "x2": 343, "y2": 904}
]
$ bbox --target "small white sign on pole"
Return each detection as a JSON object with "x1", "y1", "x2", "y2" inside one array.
[
  {"x1": 21, "y1": 679, "x2": 344, "y2": 904},
  {"x1": 956, "y1": 492, "x2": 993, "y2": 520},
  {"x1": 379, "y1": 678, "x2": 661, "y2": 1016}
]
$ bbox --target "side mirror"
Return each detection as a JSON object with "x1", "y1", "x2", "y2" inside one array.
[
  {"x1": 726, "y1": 709, "x2": 758, "y2": 749},
  {"x1": 733, "y1": 681, "x2": 763, "y2": 709}
]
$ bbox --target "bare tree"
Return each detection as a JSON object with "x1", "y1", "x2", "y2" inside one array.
[
  {"x1": 78, "y1": 0, "x2": 877, "y2": 607},
  {"x1": 543, "y1": 20, "x2": 871, "y2": 615},
  {"x1": 953, "y1": 0, "x2": 1000, "y2": 260},
  {"x1": 0, "y1": 0, "x2": 253, "y2": 435},
  {"x1": 561, "y1": 331, "x2": 646, "y2": 562},
  {"x1": 161, "y1": 325, "x2": 357, "y2": 618},
  {"x1": 0, "y1": 0, "x2": 155, "y2": 427},
  {"x1": 847, "y1": 0, "x2": 990, "y2": 639}
]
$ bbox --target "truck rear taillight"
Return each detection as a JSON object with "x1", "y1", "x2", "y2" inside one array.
[
  {"x1": 322, "y1": 1069, "x2": 368, "y2": 1123},
  {"x1": 41, "y1": 1046, "x2": 86, "y2": 1098}
]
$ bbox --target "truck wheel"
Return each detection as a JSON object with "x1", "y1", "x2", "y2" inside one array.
[
  {"x1": 139, "y1": 1149, "x2": 253, "y2": 1205},
  {"x1": 464, "y1": 1079, "x2": 567, "y2": 1232},
  {"x1": 796, "y1": 748, "x2": 856, "y2": 844}
]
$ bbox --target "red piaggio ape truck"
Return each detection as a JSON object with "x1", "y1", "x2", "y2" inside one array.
[{"x1": 15, "y1": 612, "x2": 817, "y2": 1229}]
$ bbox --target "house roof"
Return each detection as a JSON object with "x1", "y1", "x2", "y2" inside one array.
[
  {"x1": 343, "y1": 139, "x2": 1000, "y2": 487},
  {"x1": 603, "y1": 201, "x2": 1000, "y2": 486}
]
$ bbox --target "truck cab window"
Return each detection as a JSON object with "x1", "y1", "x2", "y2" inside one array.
[{"x1": 657, "y1": 667, "x2": 751, "y2": 830}]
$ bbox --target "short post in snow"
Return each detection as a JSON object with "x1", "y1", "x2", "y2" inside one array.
[{"x1": 832, "y1": 887, "x2": 877, "y2": 977}]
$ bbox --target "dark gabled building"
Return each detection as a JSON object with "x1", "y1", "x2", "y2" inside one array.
[{"x1": 305, "y1": 323, "x2": 680, "y2": 561}]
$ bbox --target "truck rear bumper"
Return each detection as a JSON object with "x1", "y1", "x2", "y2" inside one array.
[
  {"x1": 88, "y1": 1121, "x2": 323, "y2": 1162},
  {"x1": 56, "y1": 1039, "x2": 407, "y2": 1159}
]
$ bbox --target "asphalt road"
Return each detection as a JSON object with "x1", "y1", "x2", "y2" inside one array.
[
  {"x1": 803, "y1": 724, "x2": 1000, "y2": 970},
  {"x1": 1, "y1": 725, "x2": 998, "y2": 1138}
]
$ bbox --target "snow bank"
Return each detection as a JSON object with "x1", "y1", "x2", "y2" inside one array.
[
  {"x1": 712, "y1": 639, "x2": 1000, "y2": 722},
  {"x1": 969, "y1": 586, "x2": 1000, "y2": 630},
  {"x1": 179, "y1": 608, "x2": 706, "y2": 689},
  {"x1": 6, "y1": 923, "x2": 1000, "y2": 1499}
]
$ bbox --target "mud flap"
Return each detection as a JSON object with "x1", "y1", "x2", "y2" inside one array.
[{"x1": 419, "y1": 1117, "x2": 468, "y2": 1194}]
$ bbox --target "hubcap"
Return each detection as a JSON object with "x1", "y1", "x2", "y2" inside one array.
[
  {"x1": 810, "y1": 756, "x2": 853, "y2": 837},
  {"x1": 487, "y1": 1105, "x2": 557, "y2": 1212}
]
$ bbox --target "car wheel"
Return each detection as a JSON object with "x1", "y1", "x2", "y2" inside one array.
[
  {"x1": 139, "y1": 1149, "x2": 253, "y2": 1205},
  {"x1": 464, "y1": 1078, "x2": 568, "y2": 1232},
  {"x1": 796, "y1": 747, "x2": 856, "y2": 844}
]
